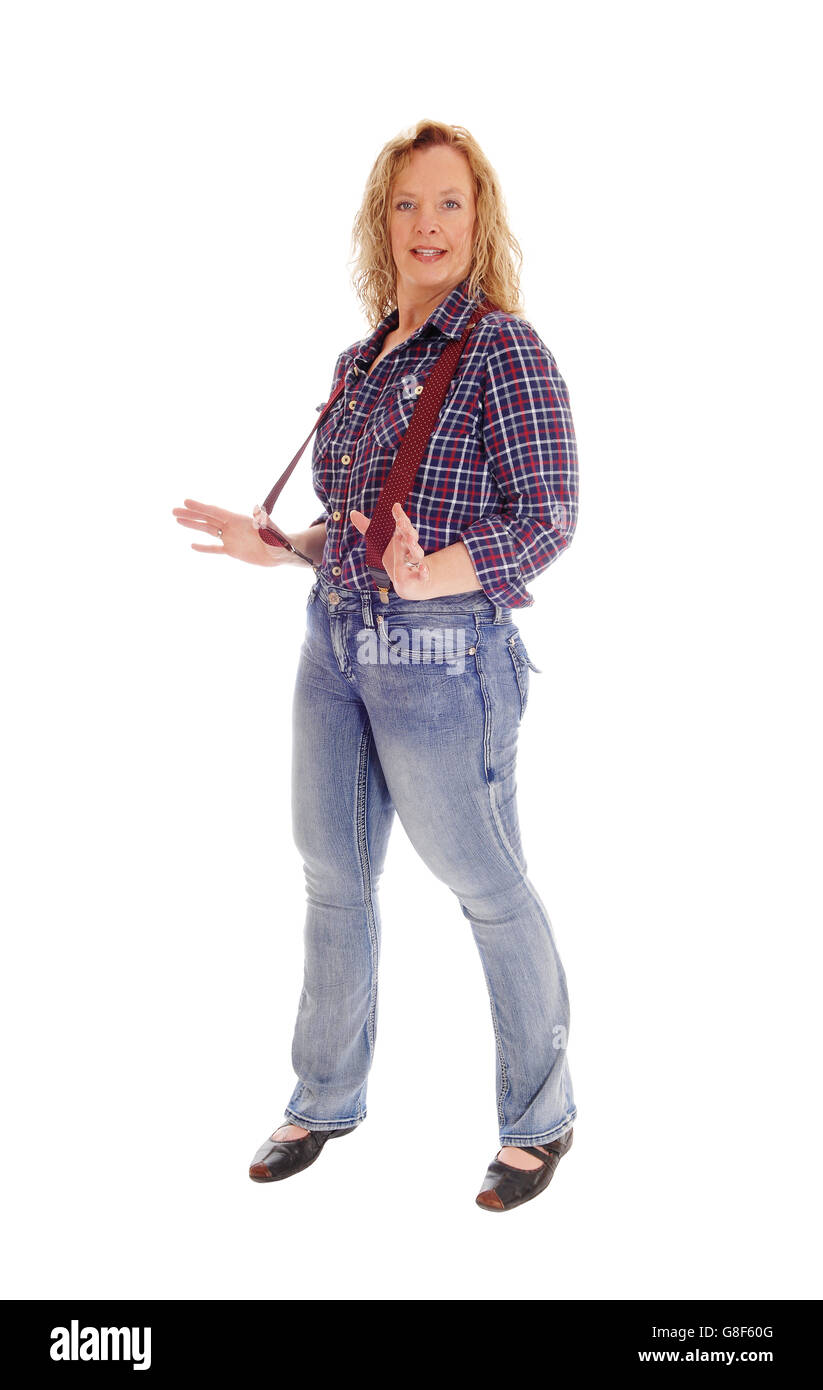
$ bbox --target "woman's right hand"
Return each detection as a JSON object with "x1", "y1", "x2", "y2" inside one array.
[{"x1": 172, "y1": 499, "x2": 297, "y2": 568}]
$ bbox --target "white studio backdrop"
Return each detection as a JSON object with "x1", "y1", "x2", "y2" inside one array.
[{"x1": 1, "y1": 0, "x2": 820, "y2": 1301}]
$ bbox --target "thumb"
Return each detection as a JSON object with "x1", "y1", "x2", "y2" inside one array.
[{"x1": 349, "y1": 509, "x2": 370, "y2": 535}]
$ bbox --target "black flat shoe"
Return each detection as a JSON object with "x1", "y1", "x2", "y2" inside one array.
[
  {"x1": 249, "y1": 1124, "x2": 358, "y2": 1183},
  {"x1": 475, "y1": 1127, "x2": 574, "y2": 1212}
]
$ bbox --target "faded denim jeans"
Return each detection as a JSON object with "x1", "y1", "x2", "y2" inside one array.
[{"x1": 282, "y1": 572, "x2": 577, "y2": 1148}]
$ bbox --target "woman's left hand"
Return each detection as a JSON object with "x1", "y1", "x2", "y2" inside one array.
[{"x1": 349, "y1": 502, "x2": 433, "y2": 600}]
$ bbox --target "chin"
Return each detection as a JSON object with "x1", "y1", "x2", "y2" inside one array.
[{"x1": 408, "y1": 257, "x2": 464, "y2": 283}]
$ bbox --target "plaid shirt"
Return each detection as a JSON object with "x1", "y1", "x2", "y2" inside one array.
[{"x1": 307, "y1": 275, "x2": 578, "y2": 608}]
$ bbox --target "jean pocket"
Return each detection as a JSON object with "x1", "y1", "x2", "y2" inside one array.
[{"x1": 506, "y1": 632, "x2": 542, "y2": 719}]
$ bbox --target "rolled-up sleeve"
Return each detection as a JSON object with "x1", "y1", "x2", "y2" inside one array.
[{"x1": 459, "y1": 317, "x2": 578, "y2": 608}]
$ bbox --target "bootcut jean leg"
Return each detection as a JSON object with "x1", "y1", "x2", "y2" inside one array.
[{"x1": 283, "y1": 586, "x2": 396, "y2": 1133}]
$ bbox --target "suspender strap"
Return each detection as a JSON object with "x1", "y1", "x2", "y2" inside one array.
[
  {"x1": 364, "y1": 300, "x2": 496, "y2": 597},
  {"x1": 256, "y1": 381, "x2": 346, "y2": 566}
]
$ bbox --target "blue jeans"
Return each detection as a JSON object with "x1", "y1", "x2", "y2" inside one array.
[{"x1": 283, "y1": 572, "x2": 577, "y2": 1148}]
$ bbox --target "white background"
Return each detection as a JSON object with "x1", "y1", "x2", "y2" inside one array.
[{"x1": 1, "y1": 0, "x2": 820, "y2": 1301}]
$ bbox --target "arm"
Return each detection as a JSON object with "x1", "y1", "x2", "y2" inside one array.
[
  {"x1": 279, "y1": 518, "x2": 327, "y2": 568},
  {"x1": 457, "y1": 317, "x2": 579, "y2": 608},
  {"x1": 413, "y1": 537, "x2": 482, "y2": 598}
]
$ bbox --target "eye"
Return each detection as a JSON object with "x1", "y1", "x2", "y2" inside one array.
[{"x1": 394, "y1": 199, "x2": 462, "y2": 211}]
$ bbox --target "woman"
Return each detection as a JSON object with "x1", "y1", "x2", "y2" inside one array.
[{"x1": 173, "y1": 120, "x2": 579, "y2": 1212}]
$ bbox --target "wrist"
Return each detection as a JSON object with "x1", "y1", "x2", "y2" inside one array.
[
  {"x1": 412, "y1": 543, "x2": 481, "y2": 599},
  {"x1": 258, "y1": 535, "x2": 300, "y2": 566}
]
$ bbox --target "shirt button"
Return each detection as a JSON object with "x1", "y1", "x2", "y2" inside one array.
[
  {"x1": 328, "y1": 592, "x2": 340, "y2": 606},
  {"x1": 341, "y1": 455, "x2": 351, "y2": 465},
  {"x1": 415, "y1": 385, "x2": 424, "y2": 395},
  {"x1": 332, "y1": 510, "x2": 341, "y2": 521},
  {"x1": 332, "y1": 565, "x2": 341, "y2": 575},
  {"x1": 348, "y1": 401, "x2": 356, "y2": 410}
]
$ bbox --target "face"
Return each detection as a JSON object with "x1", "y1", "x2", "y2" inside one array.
[{"x1": 388, "y1": 144, "x2": 476, "y2": 300}]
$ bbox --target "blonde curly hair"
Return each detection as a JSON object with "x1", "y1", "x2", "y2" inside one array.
[{"x1": 350, "y1": 119, "x2": 524, "y2": 327}]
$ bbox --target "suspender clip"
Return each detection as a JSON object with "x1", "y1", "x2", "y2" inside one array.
[{"x1": 367, "y1": 566, "x2": 394, "y2": 603}]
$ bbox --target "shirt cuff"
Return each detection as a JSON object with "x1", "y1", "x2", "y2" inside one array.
[{"x1": 458, "y1": 517, "x2": 536, "y2": 609}]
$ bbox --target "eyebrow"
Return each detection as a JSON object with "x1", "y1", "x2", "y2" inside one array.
[{"x1": 392, "y1": 187, "x2": 468, "y2": 198}]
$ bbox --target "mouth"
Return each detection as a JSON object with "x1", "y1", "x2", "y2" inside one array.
[{"x1": 411, "y1": 248, "x2": 447, "y2": 262}]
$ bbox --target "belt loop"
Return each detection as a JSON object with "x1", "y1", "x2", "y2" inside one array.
[
  {"x1": 493, "y1": 603, "x2": 506, "y2": 624},
  {"x1": 361, "y1": 591, "x2": 374, "y2": 628}
]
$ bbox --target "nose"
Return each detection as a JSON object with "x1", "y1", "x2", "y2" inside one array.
[{"x1": 414, "y1": 207, "x2": 441, "y2": 237}]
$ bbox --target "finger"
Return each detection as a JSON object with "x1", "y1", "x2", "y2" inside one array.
[
  {"x1": 391, "y1": 502, "x2": 420, "y2": 546},
  {"x1": 191, "y1": 543, "x2": 225, "y2": 553},
  {"x1": 183, "y1": 499, "x2": 231, "y2": 520},
  {"x1": 395, "y1": 526, "x2": 424, "y2": 559},
  {"x1": 393, "y1": 524, "x2": 424, "y2": 562},
  {"x1": 349, "y1": 509, "x2": 370, "y2": 535},
  {"x1": 175, "y1": 517, "x2": 222, "y2": 535},
  {"x1": 175, "y1": 508, "x2": 220, "y2": 528}
]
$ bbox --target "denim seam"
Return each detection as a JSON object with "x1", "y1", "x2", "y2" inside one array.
[
  {"x1": 377, "y1": 619, "x2": 402, "y2": 653},
  {"x1": 475, "y1": 945, "x2": 510, "y2": 1130},
  {"x1": 283, "y1": 1107, "x2": 365, "y2": 1131},
  {"x1": 355, "y1": 722, "x2": 380, "y2": 1065},
  {"x1": 329, "y1": 613, "x2": 356, "y2": 682},
  {"x1": 473, "y1": 621, "x2": 494, "y2": 786},
  {"x1": 470, "y1": 622, "x2": 510, "y2": 1128},
  {"x1": 326, "y1": 606, "x2": 496, "y2": 619},
  {"x1": 343, "y1": 616, "x2": 356, "y2": 682}
]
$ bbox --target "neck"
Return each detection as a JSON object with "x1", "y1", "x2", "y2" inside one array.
[{"x1": 392, "y1": 272, "x2": 468, "y2": 338}]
